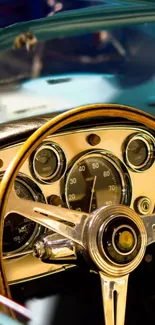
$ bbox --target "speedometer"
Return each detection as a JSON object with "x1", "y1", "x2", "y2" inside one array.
[{"x1": 65, "y1": 151, "x2": 131, "y2": 213}]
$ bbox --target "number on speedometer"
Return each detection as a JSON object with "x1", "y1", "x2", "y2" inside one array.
[{"x1": 65, "y1": 152, "x2": 130, "y2": 213}]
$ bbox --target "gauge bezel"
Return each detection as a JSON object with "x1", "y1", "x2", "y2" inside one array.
[
  {"x1": 33, "y1": 144, "x2": 60, "y2": 181},
  {"x1": 1, "y1": 173, "x2": 46, "y2": 257},
  {"x1": 30, "y1": 141, "x2": 67, "y2": 184},
  {"x1": 124, "y1": 133, "x2": 155, "y2": 172},
  {"x1": 112, "y1": 224, "x2": 137, "y2": 256},
  {"x1": 65, "y1": 150, "x2": 132, "y2": 211}
]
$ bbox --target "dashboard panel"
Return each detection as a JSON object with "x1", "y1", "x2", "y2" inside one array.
[{"x1": 1, "y1": 124, "x2": 155, "y2": 284}]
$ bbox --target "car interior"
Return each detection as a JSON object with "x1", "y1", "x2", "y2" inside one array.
[{"x1": 0, "y1": 1, "x2": 155, "y2": 325}]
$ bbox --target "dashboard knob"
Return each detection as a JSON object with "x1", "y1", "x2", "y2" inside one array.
[
  {"x1": 48, "y1": 195, "x2": 62, "y2": 206},
  {"x1": 87, "y1": 133, "x2": 101, "y2": 146},
  {"x1": 135, "y1": 196, "x2": 152, "y2": 215}
]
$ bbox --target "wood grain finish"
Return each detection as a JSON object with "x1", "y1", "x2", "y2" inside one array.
[{"x1": 0, "y1": 103, "x2": 155, "y2": 318}]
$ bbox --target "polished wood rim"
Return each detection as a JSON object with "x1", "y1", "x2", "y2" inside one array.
[{"x1": 0, "y1": 103, "x2": 154, "y2": 318}]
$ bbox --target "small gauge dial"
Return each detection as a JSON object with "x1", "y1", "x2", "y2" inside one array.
[
  {"x1": 3, "y1": 177, "x2": 44, "y2": 255},
  {"x1": 31, "y1": 142, "x2": 66, "y2": 183},
  {"x1": 125, "y1": 133, "x2": 154, "y2": 171},
  {"x1": 65, "y1": 152, "x2": 130, "y2": 213},
  {"x1": 35, "y1": 148, "x2": 58, "y2": 178},
  {"x1": 127, "y1": 139, "x2": 148, "y2": 166}
]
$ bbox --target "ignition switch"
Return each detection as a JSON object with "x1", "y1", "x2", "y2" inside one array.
[{"x1": 134, "y1": 196, "x2": 152, "y2": 215}]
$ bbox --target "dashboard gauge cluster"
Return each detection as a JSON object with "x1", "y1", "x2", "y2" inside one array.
[
  {"x1": 2, "y1": 175, "x2": 45, "y2": 256},
  {"x1": 2, "y1": 128, "x2": 155, "y2": 269},
  {"x1": 124, "y1": 133, "x2": 154, "y2": 172},
  {"x1": 65, "y1": 150, "x2": 131, "y2": 213},
  {"x1": 2, "y1": 123, "x2": 155, "y2": 285},
  {"x1": 30, "y1": 141, "x2": 66, "y2": 184}
]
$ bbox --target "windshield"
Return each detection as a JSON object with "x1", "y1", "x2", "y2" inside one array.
[
  {"x1": 0, "y1": 0, "x2": 145, "y2": 28},
  {"x1": 0, "y1": 21, "x2": 155, "y2": 122}
]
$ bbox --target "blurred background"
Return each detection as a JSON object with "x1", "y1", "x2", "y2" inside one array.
[
  {"x1": 0, "y1": 1, "x2": 155, "y2": 122},
  {"x1": 0, "y1": 0, "x2": 110, "y2": 27}
]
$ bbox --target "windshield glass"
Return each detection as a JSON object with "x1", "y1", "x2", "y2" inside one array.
[
  {"x1": 0, "y1": 22, "x2": 155, "y2": 123},
  {"x1": 0, "y1": 0, "x2": 144, "y2": 27}
]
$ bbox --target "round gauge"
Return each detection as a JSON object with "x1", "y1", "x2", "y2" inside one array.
[
  {"x1": 31, "y1": 142, "x2": 66, "y2": 183},
  {"x1": 3, "y1": 177, "x2": 44, "y2": 255},
  {"x1": 65, "y1": 151, "x2": 131, "y2": 213},
  {"x1": 35, "y1": 148, "x2": 58, "y2": 178},
  {"x1": 127, "y1": 139, "x2": 148, "y2": 166},
  {"x1": 125, "y1": 133, "x2": 154, "y2": 171}
]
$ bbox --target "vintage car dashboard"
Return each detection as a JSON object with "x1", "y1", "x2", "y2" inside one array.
[{"x1": 1, "y1": 116, "x2": 155, "y2": 285}]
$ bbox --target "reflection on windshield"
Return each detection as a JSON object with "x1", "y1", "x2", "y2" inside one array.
[
  {"x1": 0, "y1": 0, "x2": 144, "y2": 28},
  {"x1": 0, "y1": 23, "x2": 155, "y2": 122},
  {"x1": 47, "y1": 0, "x2": 63, "y2": 16},
  {"x1": 0, "y1": 0, "x2": 116, "y2": 28}
]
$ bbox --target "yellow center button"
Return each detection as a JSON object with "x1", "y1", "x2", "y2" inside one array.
[{"x1": 117, "y1": 230, "x2": 134, "y2": 252}]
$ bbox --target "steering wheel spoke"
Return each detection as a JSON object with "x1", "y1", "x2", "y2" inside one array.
[
  {"x1": 142, "y1": 213, "x2": 155, "y2": 245},
  {"x1": 99, "y1": 272, "x2": 129, "y2": 325},
  {"x1": 5, "y1": 188, "x2": 89, "y2": 248}
]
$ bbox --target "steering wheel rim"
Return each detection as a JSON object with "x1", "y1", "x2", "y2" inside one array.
[{"x1": 0, "y1": 103, "x2": 155, "y2": 321}]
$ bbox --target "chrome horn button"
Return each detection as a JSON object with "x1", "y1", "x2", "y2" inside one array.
[
  {"x1": 99, "y1": 217, "x2": 141, "y2": 265},
  {"x1": 112, "y1": 225, "x2": 137, "y2": 254},
  {"x1": 87, "y1": 205, "x2": 147, "y2": 276}
]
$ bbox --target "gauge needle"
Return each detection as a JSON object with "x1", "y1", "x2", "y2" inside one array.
[{"x1": 89, "y1": 176, "x2": 97, "y2": 213}]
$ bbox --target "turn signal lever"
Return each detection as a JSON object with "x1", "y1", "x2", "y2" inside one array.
[{"x1": 33, "y1": 232, "x2": 77, "y2": 263}]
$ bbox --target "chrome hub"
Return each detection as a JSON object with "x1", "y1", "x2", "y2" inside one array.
[{"x1": 87, "y1": 205, "x2": 147, "y2": 276}]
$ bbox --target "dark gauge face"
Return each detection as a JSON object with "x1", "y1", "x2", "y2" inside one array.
[
  {"x1": 127, "y1": 139, "x2": 148, "y2": 167},
  {"x1": 34, "y1": 148, "x2": 58, "y2": 178},
  {"x1": 31, "y1": 142, "x2": 66, "y2": 183},
  {"x1": 3, "y1": 180, "x2": 37, "y2": 254},
  {"x1": 66, "y1": 154, "x2": 123, "y2": 213}
]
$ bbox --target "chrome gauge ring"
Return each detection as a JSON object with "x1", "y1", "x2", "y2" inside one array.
[
  {"x1": 124, "y1": 132, "x2": 155, "y2": 172},
  {"x1": 30, "y1": 141, "x2": 67, "y2": 184},
  {"x1": 65, "y1": 150, "x2": 131, "y2": 213}
]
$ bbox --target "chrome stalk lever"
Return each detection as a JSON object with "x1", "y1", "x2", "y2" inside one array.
[{"x1": 33, "y1": 232, "x2": 77, "y2": 262}]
